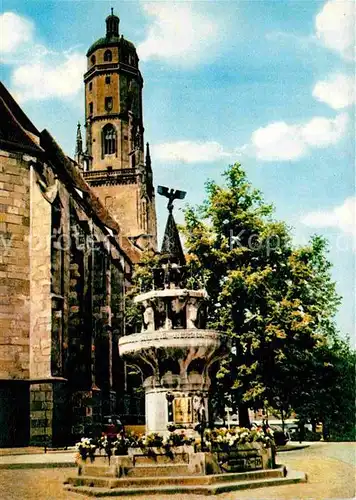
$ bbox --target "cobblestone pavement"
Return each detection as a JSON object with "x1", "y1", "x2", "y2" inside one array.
[{"x1": 0, "y1": 442, "x2": 354, "y2": 500}]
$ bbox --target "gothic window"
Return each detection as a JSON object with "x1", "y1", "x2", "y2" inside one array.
[
  {"x1": 102, "y1": 124, "x2": 116, "y2": 155},
  {"x1": 104, "y1": 50, "x2": 112, "y2": 62},
  {"x1": 68, "y1": 205, "x2": 90, "y2": 387},
  {"x1": 51, "y1": 201, "x2": 64, "y2": 376},
  {"x1": 51, "y1": 203, "x2": 64, "y2": 297},
  {"x1": 105, "y1": 76, "x2": 111, "y2": 84},
  {"x1": 91, "y1": 55, "x2": 96, "y2": 66},
  {"x1": 105, "y1": 96, "x2": 113, "y2": 112}
]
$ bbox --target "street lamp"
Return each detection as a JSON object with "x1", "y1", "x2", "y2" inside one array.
[{"x1": 43, "y1": 401, "x2": 48, "y2": 453}]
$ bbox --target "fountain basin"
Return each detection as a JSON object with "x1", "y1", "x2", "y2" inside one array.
[{"x1": 119, "y1": 329, "x2": 223, "y2": 356}]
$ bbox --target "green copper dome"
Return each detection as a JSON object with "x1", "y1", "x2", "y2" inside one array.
[{"x1": 87, "y1": 35, "x2": 136, "y2": 57}]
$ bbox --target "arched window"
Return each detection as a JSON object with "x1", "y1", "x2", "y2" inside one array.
[
  {"x1": 104, "y1": 50, "x2": 112, "y2": 62},
  {"x1": 91, "y1": 55, "x2": 96, "y2": 66},
  {"x1": 102, "y1": 124, "x2": 116, "y2": 156}
]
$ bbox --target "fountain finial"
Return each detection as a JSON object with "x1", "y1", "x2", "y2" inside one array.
[
  {"x1": 157, "y1": 185, "x2": 186, "y2": 213},
  {"x1": 158, "y1": 185, "x2": 186, "y2": 266}
]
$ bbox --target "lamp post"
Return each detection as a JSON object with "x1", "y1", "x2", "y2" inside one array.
[{"x1": 43, "y1": 401, "x2": 48, "y2": 453}]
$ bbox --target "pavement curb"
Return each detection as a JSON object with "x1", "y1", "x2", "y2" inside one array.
[{"x1": 0, "y1": 462, "x2": 76, "y2": 470}]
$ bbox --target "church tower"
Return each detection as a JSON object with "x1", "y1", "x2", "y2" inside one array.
[{"x1": 80, "y1": 9, "x2": 157, "y2": 248}]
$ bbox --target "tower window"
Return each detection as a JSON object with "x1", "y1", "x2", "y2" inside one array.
[
  {"x1": 102, "y1": 124, "x2": 116, "y2": 155},
  {"x1": 89, "y1": 102, "x2": 93, "y2": 115},
  {"x1": 91, "y1": 55, "x2": 96, "y2": 66},
  {"x1": 104, "y1": 50, "x2": 112, "y2": 62},
  {"x1": 89, "y1": 82, "x2": 92, "y2": 91},
  {"x1": 105, "y1": 96, "x2": 113, "y2": 112},
  {"x1": 105, "y1": 76, "x2": 111, "y2": 84}
]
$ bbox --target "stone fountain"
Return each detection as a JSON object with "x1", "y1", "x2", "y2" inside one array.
[
  {"x1": 65, "y1": 188, "x2": 307, "y2": 496},
  {"x1": 119, "y1": 187, "x2": 227, "y2": 435}
]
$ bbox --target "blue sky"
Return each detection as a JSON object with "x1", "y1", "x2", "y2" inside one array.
[{"x1": 1, "y1": 0, "x2": 354, "y2": 340}]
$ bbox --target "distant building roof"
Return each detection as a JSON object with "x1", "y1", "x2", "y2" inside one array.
[{"x1": 0, "y1": 81, "x2": 43, "y2": 155}]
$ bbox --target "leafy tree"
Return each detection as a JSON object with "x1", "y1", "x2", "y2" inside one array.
[
  {"x1": 294, "y1": 336, "x2": 355, "y2": 440},
  {"x1": 182, "y1": 163, "x2": 342, "y2": 427},
  {"x1": 124, "y1": 163, "x2": 353, "y2": 437}
]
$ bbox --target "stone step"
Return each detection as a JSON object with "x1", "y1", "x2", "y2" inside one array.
[
  {"x1": 81, "y1": 466, "x2": 119, "y2": 478},
  {"x1": 64, "y1": 469, "x2": 307, "y2": 496},
  {"x1": 66, "y1": 466, "x2": 285, "y2": 489},
  {"x1": 125, "y1": 463, "x2": 191, "y2": 477},
  {"x1": 208, "y1": 467, "x2": 284, "y2": 484},
  {"x1": 67, "y1": 476, "x2": 116, "y2": 489}
]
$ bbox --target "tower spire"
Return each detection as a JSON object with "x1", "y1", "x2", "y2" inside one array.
[
  {"x1": 75, "y1": 122, "x2": 83, "y2": 160},
  {"x1": 145, "y1": 142, "x2": 151, "y2": 170}
]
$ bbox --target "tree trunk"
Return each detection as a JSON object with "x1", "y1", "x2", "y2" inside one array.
[
  {"x1": 281, "y1": 408, "x2": 285, "y2": 432},
  {"x1": 322, "y1": 421, "x2": 328, "y2": 441},
  {"x1": 238, "y1": 403, "x2": 250, "y2": 428}
]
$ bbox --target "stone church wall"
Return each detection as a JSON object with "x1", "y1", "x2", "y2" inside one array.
[
  {"x1": 0, "y1": 149, "x2": 31, "y2": 445},
  {"x1": 0, "y1": 141, "x2": 134, "y2": 446},
  {"x1": 0, "y1": 150, "x2": 31, "y2": 379}
]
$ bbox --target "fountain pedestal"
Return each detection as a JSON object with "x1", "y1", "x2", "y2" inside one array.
[{"x1": 119, "y1": 324, "x2": 226, "y2": 434}]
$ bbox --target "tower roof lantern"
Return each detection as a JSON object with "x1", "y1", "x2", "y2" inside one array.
[
  {"x1": 106, "y1": 7, "x2": 120, "y2": 37},
  {"x1": 86, "y1": 10, "x2": 136, "y2": 57}
]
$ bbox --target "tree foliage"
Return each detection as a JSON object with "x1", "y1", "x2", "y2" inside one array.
[
  {"x1": 181, "y1": 163, "x2": 352, "y2": 431},
  {"x1": 125, "y1": 250, "x2": 160, "y2": 334}
]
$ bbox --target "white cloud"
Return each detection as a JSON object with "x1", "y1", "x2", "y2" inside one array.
[
  {"x1": 152, "y1": 140, "x2": 234, "y2": 163},
  {"x1": 252, "y1": 122, "x2": 306, "y2": 161},
  {"x1": 301, "y1": 113, "x2": 348, "y2": 147},
  {"x1": 1, "y1": 11, "x2": 85, "y2": 102},
  {"x1": 251, "y1": 113, "x2": 348, "y2": 161},
  {"x1": 11, "y1": 53, "x2": 86, "y2": 102},
  {"x1": 301, "y1": 197, "x2": 356, "y2": 239},
  {"x1": 138, "y1": 1, "x2": 218, "y2": 64},
  {"x1": 157, "y1": 114, "x2": 349, "y2": 164},
  {"x1": 315, "y1": 0, "x2": 355, "y2": 60},
  {"x1": 0, "y1": 12, "x2": 34, "y2": 54},
  {"x1": 313, "y1": 74, "x2": 355, "y2": 109}
]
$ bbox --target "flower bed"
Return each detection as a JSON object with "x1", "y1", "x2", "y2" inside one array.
[
  {"x1": 75, "y1": 426, "x2": 274, "y2": 466},
  {"x1": 205, "y1": 426, "x2": 274, "y2": 451},
  {"x1": 75, "y1": 438, "x2": 97, "y2": 463}
]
